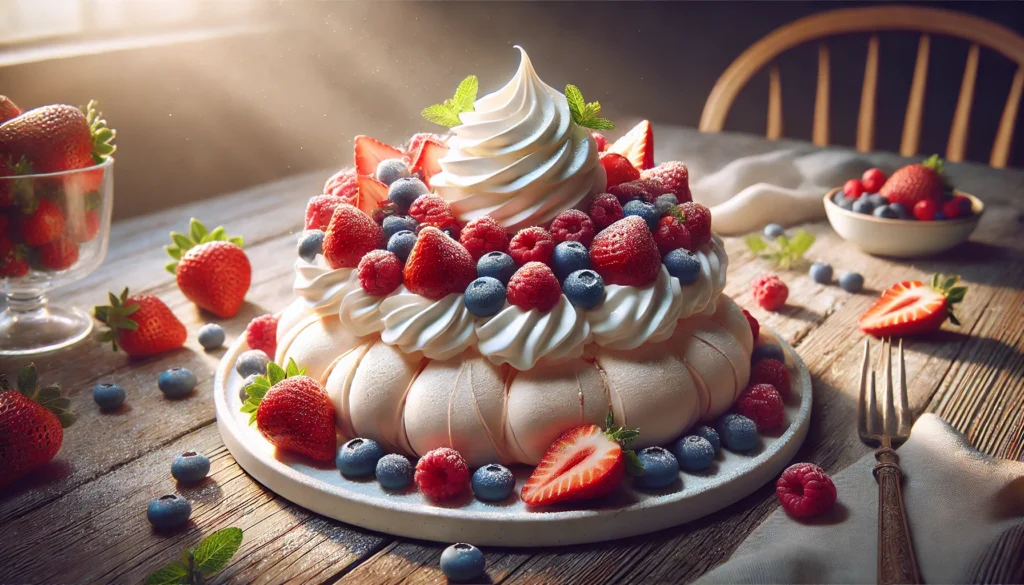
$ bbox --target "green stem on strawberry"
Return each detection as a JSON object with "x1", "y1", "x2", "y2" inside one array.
[
  {"x1": 604, "y1": 413, "x2": 645, "y2": 477},
  {"x1": 164, "y1": 218, "x2": 244, "y2": 274},
  {"x1": 82, "y1": 100, "x2": 116, "y2": 164},
  {"x1": 93, "y1": 287, "x2": 141, "y2": 352},
  {"x1": 931, "y1": 273, "x2": 967, "y2": 325},
  {"x1": 240, "y1": 358, "x2": 306, "y2": 424},
  {"x1": 0, "y1": 363, "x2": 75, "y2": 428}
]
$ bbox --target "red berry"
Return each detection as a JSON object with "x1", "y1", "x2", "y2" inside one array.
[
  {"x1": 20, "y1": 199, "x2": 66, "y2": 246},
  {"x1": 861, "y1": 168, "x2": 886, "y2": 193},
  {"x1": 589, "y1": 216, "x2": 661, "y2": 287},
  {"x1": 245, "y1": 314, "x2": 279, "y2": 357},
  {"x1": 843, "y1": 179, "x2": 865, "y2": 198},
  {"x1": 509, "y1": 226, "x2": 555, "y2": 266},
  {"x1": 357, "y1": 250, "x2": 403, "y2": 296},
  {"x1": 38, "y1": 237, "x2": 78, "y2": 270},
  {"x1": 415, "y1": 447, "x2": 470, "y2": 500},
  {"x1": 507, "y1": 262, "x2": 562, "y2": 312},
  {"x1": 742, "y1": 309, "x2": 760, "y2": 341},
  {"x1": 409, "y1": 194, "x2": 459, "y2": 234},
  {"x1": 942, "y1": 195, "x2": 970, "y2": 219},
  {"x1": 776, "y1": 462, "x2": 837, "y2": 519},
  {"x1": 322, "y1": 203, "x2": 384, "y2": 269},
  {"x1": 653, "y1": 215, "x2": 692, "y2": 256},
  {"x1": 323, "y1": 168, "x2": 358, "y2": 200},
  {"x1": 735, "y1": 383, "x2": 785, "y2": 431},
  {"x1": 588, "y1": 193, "x2": 624, "y2": 231},
  {"x1": 752, "y1": 274, "x2": 788, "y2": 311},
  {"x1": 608, "y1": 178, "x2": 668, "y2": 205},
  {"x1": 0, "y1": 257, "x2": 28, "y2": 277},
  {"x1": 550, "y1": 210, "x2": 597, "y2": 247},
  {"x1": 750, "y1": 358, "x2": 791, "y2": 400},
  {"x1": 403, "y1": 226, "x2": 475, "y2": 300},
  {"x1": 592, "y1": 132, "x2": 608, "y2": 152},
  {"x1": 305, "y1": 194, "x2": 347, "y2": 231},
  {"x1": 913, "y1": 199, "x2": 939, "y2": 221},
  {"x1": 459, "y1": 215, "x2": 509, "y2": 261},
  {"x1": 70, "y1": 209, "x2": 100, "y2": 243},
  {"x1": 678, "y1": 202, "x2": 712, "y2": 248},
  {"x1": 642, "y1": 161, "x2": 691, "y2": 203},
  {"x1": 405, "y1": 132, "x2": 446, "y2": 158},
  {"x1": 600, "y1": 152, "x2": 641, "y2": 190}
]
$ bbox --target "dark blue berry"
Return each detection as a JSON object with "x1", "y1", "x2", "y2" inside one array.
[
  {"x1": 934, "y1": 211, "x2": 947, "y2": 220},
  {"x1": 955, "y1": 197, "x2": 972, "y2": 216},
  {"x1": 671, "y1": 435, "x2": 715, "y2": 472},
  {"x1": 387, "y1": 230, "x2": 417, "y2": 263},
  {"x1": 838, "y1": 271, "x2": 864, "y2": 293},
  {"x1": 692, "y1": 425, "x2": 721, "y2": 453},
  {"x1": 476, "y1": 251, "x2": 517, "y2": 285},
  {"x1": 171, "y1": 451, "x2": 211, "y2": 483},
  {"x1": 889, "y1": 203, "x2": 911, "y2": 219},
  {"x1": 623, "y1": 200, "x2": 659, "y2": 230},
  {"x1": 809, "y1": 262, "x2": 832, "y2": 284},
  {"x1": 763, "y1": 223, "x2": 785, "y2": 238},
  {"x1": 147, "y1": 494, "x2": 191, "y2": 529},
  {"x1": 471, "y1": 463, "x2": 515, "y2": 501},
  {"x1": 297, "y1": 230, "x2": 325, "y2": 263},
  {"x1": 654, "y1": 194, "x2": 679, "y2": 217},
  {"x1": 375, "y1": 453, "x2": 414, "y2": 490},
  {"x1": 873, "y1": 205, "x2": 898, "y2": 219},
  {"x1": 236, "y1": 350, "x2": 270, "y2": 378},
  {"x1": 633, "y1": 446, "x2": 679, "y2": 489},
  {"x1": 562, "y1": 269, "x2": 605, "y2": 309},
  {"x1": 664, "y1": 248, "x2": 701, "y2": 284},
  {"x1": 92, "y1": 383, "x2": 125, "y2": 411},
  {"x1": 717, "y1": 414, "x2": 759, "y2": 452},
  {"x1": 388, "y1": 177, "x2": 429, "y2": 214},
  {"x1": 158, "y1": 368, "x2": 197, "y2": 399},
  {"x1": 375, "y1": 158, "x2": 410, "y2": 186},
  {"x1": 752, "y1": 344, "x2": 785, "y2": 364},
  {"x1": 440, "y1": 543, "x2": 486, "y2": 582},
  {"x1": 197, "y1": 323, "x2": 225, "y2": 350},
  {"x1": 383, "y1": 215, "x2": 418, "y2": 240},
  {"x1": 867, "y1": 193, "x2": 888, "y2": 208},
  {"x1": 336, "y1": 438, "x2": 384, "y2": 478},
  {"x1": 852, "y1": 198, "x2": 875, "y2": 215},
  {"x1": 464, "y1": 277, "x2": 506, "y2": 318},
  {"x1": 551, "y1": 241, "x2": 591, "y2": 281}
]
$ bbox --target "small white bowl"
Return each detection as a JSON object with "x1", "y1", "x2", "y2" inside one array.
[{"x1": 823, "y1": 188, "x2": 983, "y2": 258}]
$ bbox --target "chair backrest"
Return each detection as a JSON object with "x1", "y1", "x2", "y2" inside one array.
[{"x1": 699, "y1": 5, "x2": 1024, "y2": 168}]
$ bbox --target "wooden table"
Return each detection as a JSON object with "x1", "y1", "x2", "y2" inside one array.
[{"x1": 2, "y1": 128, "x2": 1022, "y2": 584}]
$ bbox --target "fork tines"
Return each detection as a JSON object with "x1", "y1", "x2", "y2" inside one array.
[{"x1": 858, "y1": 338, "x2": 911, "y2": 444}]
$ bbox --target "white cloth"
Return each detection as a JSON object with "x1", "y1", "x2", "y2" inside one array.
[{"x1": 697, "y1": 414, "x2": 1024, "y2": 584}]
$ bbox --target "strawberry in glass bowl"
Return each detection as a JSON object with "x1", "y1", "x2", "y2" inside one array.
[{"x1": 0, "y1": 96, "x2": 116, "y2": 355}]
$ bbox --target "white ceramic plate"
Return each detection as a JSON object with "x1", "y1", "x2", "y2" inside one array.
[
  {"x1": 215, "y1": 332, "x2": 811, "y2": 547},
  {"x1": 823, "y1": 188, "x2": 983, "y2": 258}
]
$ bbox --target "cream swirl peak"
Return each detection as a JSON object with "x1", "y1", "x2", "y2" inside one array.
[{"x1": 430, "y1": 47, "x2": 606, "y2": 232}]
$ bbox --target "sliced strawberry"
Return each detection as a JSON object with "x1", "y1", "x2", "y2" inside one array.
[
  {"x1": 354, "y1": 175, "x2": 389, "y2": 216},
  {"x1": 607, "y1": 120, "x2": 654, "y2": 171},
  {"x1": 410, "y1": 140, "x2": 449, "y2": 189},
  {"x1": 354, "y1": 135, "x2": 404, "y2": 177},
  {"x1": 858, "y1": 274, "x2": 967, "y2": 337}
]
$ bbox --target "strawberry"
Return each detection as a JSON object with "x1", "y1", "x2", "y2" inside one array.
[
  {"x1": 609, "y1": 178, "x2": 669, "y2": 205},
  {"x1": 38, "y1": 237, "x2": 79, "y2": 270},
  {"x1": 0, "y1": 100, "x2": 115, "y2": 174},
  {"x1": 94, "y1": 288, "x2": 187, "y2": 357},
  {"x1": 409, "y1": 138, "x2": 449, "y2": 188},
  {"x1": 607, "y1": 120, "x2": 654, "y2": 171},
  {"x1": 678, "y1": 201, "x2": 712, "y2": 248},
  {"x1": 69, "y1": 208, "x2": 100, "y2": 243},
  {"x1": 861, "y1": 168, "x2": 886, "y2": 193},
  {"x1": 165, "y1": 219, "x2": 251, "y2": 318},
  {"x1": 0, "y1": 254, "x2": 28, "y2": 278},
  {"x1": 242, "y1": 359, "x2": 336, "y2": 462},
  {"x1": 322, "y1": 202, "x2": 384, "y2": 269},
  {"x1": 409, "y1": 193, "x2": 459, "y2": 232},
  {"x1": 859, "y1": 273, "x2": 967, "y2": 337},
  {"x1": 653, "y1": 215, "x2": 692, "y2": 256},
  {"x1": 599, "y1": 152, "x2": 640, "y2": 189},
  {"x1": 0, "y1": 96, "x2": 22, "y2": 124},
  {"x1": 880, "y1": 155, "x2": 946, "y2": 207},
  {"x1": 0, "y1": 155, "x2": 33, "y2": 208},
  {"x1": 591, "y1": 132, "x2": 609, "y2": 152},
  {"x1": 19, "y1": 198, "x2": 65, "y2": 246},
  {"x1": 404, "y1": 226, "x2": 475, "y2": 300},
  {"x1": 642, "y1": 161, "x2": 691, "y2": 203},
  {"x1": 405, "y1": 132, "x2": 447, "y2": 159},
  {"x1": 521, "y1": 414, "x2": 644, "y2": 507},
  {"x1": 0, "y1": 363, "x2": 75, "y2": 489},
  {"x1": 589, "y1": 216, "x2": 660, "y2": 286},
  {"x1": 324, "y1": 167, "x2": 358, "y2": 201},
  {"x1": 912, "y1": 199, "x2": 939, "y2": 221},
  {"x1": 352, "y1": 175, "x2": 388, "y2": 216},
  {"x1": 354, "y1": 135, "x2": 404, "y2": 177},
  {"x1": 305, "y1": 194, "x2": 347, "y2": 231}
]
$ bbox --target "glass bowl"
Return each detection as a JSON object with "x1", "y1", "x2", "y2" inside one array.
[{"x1": 1, "y1": 158, "x2": 114, "y2": 355}]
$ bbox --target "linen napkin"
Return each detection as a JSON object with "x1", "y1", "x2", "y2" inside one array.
[{"x1": 697, "y1": 413, "x2": 1024, "y2": 584}]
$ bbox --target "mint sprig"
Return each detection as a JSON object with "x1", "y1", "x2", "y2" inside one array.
[
  {"x1": 422, "y1": 75, "x2": 478, "y2": 128},
  {"x1": 565, "y1": 85, "x2": 615, "y2": 131},
  {"x1": 604, "y1": 413, "x2": 645, "y2": 477},
  {"x1": 144, "y1": 527, "x2": 243, "y2": 585},
  {"x1": 240, "y1": 358, "x2": 306, "y2": 425},
  {"x1": 745, "y1": 229, "x2": 815, "y2": 270}
]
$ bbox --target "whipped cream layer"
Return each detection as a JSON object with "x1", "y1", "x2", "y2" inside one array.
[
  {"x1": 430, "y1": 47, "x2": 606, "y2": 232},
  {"x1": 476, "y1": 295, "x2": 591, "y2": 370},
  {"x1": 378, "y1": 287, "x2": 477, "y2": 360}
]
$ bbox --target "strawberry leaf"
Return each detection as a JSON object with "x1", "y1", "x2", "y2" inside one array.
[
  {"x1": 624, "y1": 450, "x2": 646, "y2": 477},
  {"x1": 165, "y1": 246, "x2": 182, "y2": 260},
  {"x1": 241, "y1": 359, "x2": 305, "y2": 425},
  {"x1": 189, "y1": 218, "x2": 208, "y2": 243},
  {"x1": 192, "y1": 526, "x2": 243, "y2": 576},
  {"x1": 16, "y1": 363, "x2": 37, "y2": 396}
]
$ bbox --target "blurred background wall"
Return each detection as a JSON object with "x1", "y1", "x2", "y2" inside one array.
[{"x1": 1, "y1": 1, "x2": 1022, "y2": 219}]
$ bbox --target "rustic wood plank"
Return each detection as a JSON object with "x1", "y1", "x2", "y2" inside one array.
[
  {"x1": 856, "y1": 35, "x2": 880, "y2": 153},
  {"x1": 900, "y1": 34, "x2": 930, "y2": 157}
]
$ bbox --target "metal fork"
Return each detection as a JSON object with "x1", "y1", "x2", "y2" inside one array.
[{"x1": 858, "y1": 338, "x2": 922, "y2": 585}]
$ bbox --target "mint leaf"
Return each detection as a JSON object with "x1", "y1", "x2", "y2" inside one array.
[
  {"x1": 144, "y1": 562, "x2": 190, "y2": 585},
  {"x1": 192, "y1": 527, "x2": 243, "y2": 576},
  {"x1": 421, "y1": 105, "x2": 461, "y2": 128},
  {"x1": 746, "y1": 228, "x2": 815, "y2": 270},
  {"x1": 422, "y1": 75, "x2": 477, "y2": 128},
  {"x1": 745, "y1": 234, "x2": 767, "y2": 254},
  {"x1": 565, "y1": 84, "x2": 586, "y2": 121},
  {"x1": 565, "y1": 84, "x2": 615, "y2": 131},
  {"x1": 451, "y1": 75, "x2": 478, "y2": 113}
]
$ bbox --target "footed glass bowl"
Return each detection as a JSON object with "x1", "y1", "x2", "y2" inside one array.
[{"x1": 0, "y1": 159, "x2": 114, "y2": 355}]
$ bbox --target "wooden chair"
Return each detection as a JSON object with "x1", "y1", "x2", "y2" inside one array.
[{"x1": 699, "y1": 5, "x2": 1024, "y2": 168}]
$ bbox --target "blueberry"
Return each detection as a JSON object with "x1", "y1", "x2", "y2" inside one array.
[
  {"x1": 92, "y1": 383, "x2": 125, "y2": 411},
  {"x1": 387, "y1": 230, "x2": 417, "y2": 263},
  {"x1": 197, "y1": 323, "x2": 225, "y2": 350},
  {"x1": 440, "y1": 543, "x2": 486, "y2": 582},
  {"x1": 297, "y1": 230, "x2": 325, "y2": 263},
  {"x1": 562, "y1": 269, "x2": 605, "y2": 309},
  {"x1": 763, "y1": 223, "x2": 785, "y2": 239},
  {"x1": 147, "y1": 494, "x2": 191, "y2": 530},
  {"x1": 752, "y1": 344, "x2": 785, "y2": 364},
  {"x1": 955, "y1": 197, "x2": 972, "y2": 216},
  {"x1": 633, "y1": 446, "x2": 679, "y2": 489},
  {"x1": 671, "y1": 435, "x2": 715, "y2": 472},
  {"x1": 663, "y1": 248, "x2": 701, "y2": 284},
  {"x1": 654, "y1": 194, "x2": 679, "y2": 217},
  {"x1": 809, "y1": 262, "x2": 833, "y2": 284},
  {"x1": 171, "y1": 451, "x2": 211, "y2": 483},
  {"x1": 716, "y1": 414, "x2": 759, "y2": 452},
  {"x1": 158, "y1": 367, "x2": 197, "y2": 399},
  {"x1": 476, "y1": 251, "x2": 517, "y2": 285},
  {"x1": 471, "y1": 463, "x2": 515, "y2": 502},
  {"x1": 622, "y1": 200, "x2": 659, "y2": 231},
  {"x1": 236, "y1": 350, "x2": 270, "y2": 378},
  {"x1": 867, "y1": 193, "x2": 888, "y2": 208},
  {"x1": 831, "y1": 191, "x2": 847, "y2": 205},
  {"x1": 383, "y1": 215, "x2": 418, "y2": 240},
  {"x1": 836, "y1": 195, "x2": 855, "y2": 211},
  {"x1": 336, "y1": 438, "x2": 384, "y2": 478},
  {"x1": 873, "y1": 205, "x2": 898, "y2": 219},
  {"x1": 889, "y1": 203, "x2": 911, "y2": 219},
  {"x1": 464, "y1": 277, "x2": 506, "y2": 318},
  {"x1": 240, "y1": 374, "x2": 259, "y2": 401},
  {"x1": 692, "y1": 425, "x2": 721, "y2": 454},
  {"x1": 375, "y1": 453, "x2": 414, "y2": 490},
  {"x1": 375, "y1": 158, "x2": 410, "y2": 186},
  {"x1": 852, "y1": 198, "x2": 875, "y2": 215},
  {"x1": 552, "y1": 241, "x2": 591, "y2": 281},
  {"x1": 934, "y1": 211, "x2": 947, "y2": 220},
  {"x1": 388, "y1": 177, "x2": 429, "y2": 214},
  {"x1": 838, "y1": 271, "x2": 864, "y2": 293}
]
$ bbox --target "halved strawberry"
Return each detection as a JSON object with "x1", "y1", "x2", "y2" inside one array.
[
  {"x1": 521, "y1": 414, "x2": 644, "y2": 507},
  {"x1": 859, "y1": 274, "x2": 967, "y2": 337},
  {"x1": 353, "y1": 175, "x2": 388, "y2": 216},
  {"x1": 354, "y1": 136, "x2": 404, "y2": 176},
  {"x1": 607, "y1": 120, "x2": 654, "y2": 171},
  {"x1": 410, "y1": 139, "x2": 449, "y2": 189}
]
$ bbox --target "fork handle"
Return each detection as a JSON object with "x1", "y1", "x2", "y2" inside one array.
[{"x1": 874, "y1": 447, "x2": 922, "y2": 585}]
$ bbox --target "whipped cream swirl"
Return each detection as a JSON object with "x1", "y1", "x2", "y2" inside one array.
[
  {"x1": 379, "y1": 287, "x2": 477, "y2": 360},
  {"x1": 430, "y1": 47, "x2": 606, "y2": 231},
  {"x1": 293, "y1": 256, "x2": 354, "y2": 315},
  {"x1": 476, "y1": 295, "x2": 591, "y2": 370}
]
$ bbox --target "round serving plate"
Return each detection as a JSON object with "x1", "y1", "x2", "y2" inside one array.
[{"x1": 215, "y1": 331, "x2": 811, "y2": 547}]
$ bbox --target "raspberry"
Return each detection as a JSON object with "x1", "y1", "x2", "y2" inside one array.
[
  {"x1": 459, "y1": 216, "x2": 509, "y2": 261},
  {"x1": 843, "y1": 179, "x2": 865, "y2": 198},
  {"x1": 305, "y1": 194, "x2": 348, "y2": 231},
  {"x1": 742, "y1": 309, "x2": 760, "y2": 341},
  {"x1": 245, "y1": 314, "x2": 279, "y2": 357},
  {"x1": 409, "y1": 194, "x2": 459, "y2": 233},
  {"x1": 589, "y1": 216, "x2": 661, "y2": 286},
  {"x1": 592, "y1": 132, "x2": 608, "y2": 152},
  {"x1": 323, "y1": 203, "x2": 385, "y2": 269},
  {"x1": 507, "y1": 262, "x2": 562, "y2": 312},
  {"x1": 678, "y1": 202, "x2": 712, "y2": 248},
  {"x1": 588, "y1": 193, "x2": 623, "y2": 231},
  {"x1": 642, "y1": 161, "x2": 691, "y2": 203},
  {"x1": 750, "y1": 358, "x2": 791, "y2": 400},
  {"x1": 861, "y1": 168, "x2": 886, "y2": 193},
  {"x1": 323, "y1": 168, "x2": 358, "y2": 200},
  {"x1": 600, "y1": 152, "x2": 640, "y2": 190},
  {"x1": 608, "y1": 178, "x2": 669, "y2": 205},
  {"x1": 357, "y1": 250, "x2": 403, "y2": 296},
  {"x1": 776, "y1": 462, "x2": 837, "y2": 519},
  {"x1": 405, "y1": 132, "x2": 446, "y2": 158},
  {"x1": 653, "y1": 215, "x2": 692, "y2": 256},
  {"x1": 509, "y1": 226, "x2": 555, "y2": 266},
  {"x1": 415, "y1": 447, "x2": 470, "y2": 500},
  {"x1": 752, "y1": 274, "x2": 788, "y2": 311},
  {"x1": 550, "y1": 210, "x2": 597, "y2": 247},
  {"x1": 735, "y1": 383, "x2": 784, "y2": 431},
  {"x1": 912, "y1": 199, "x2": 938, "y2": 221}
]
